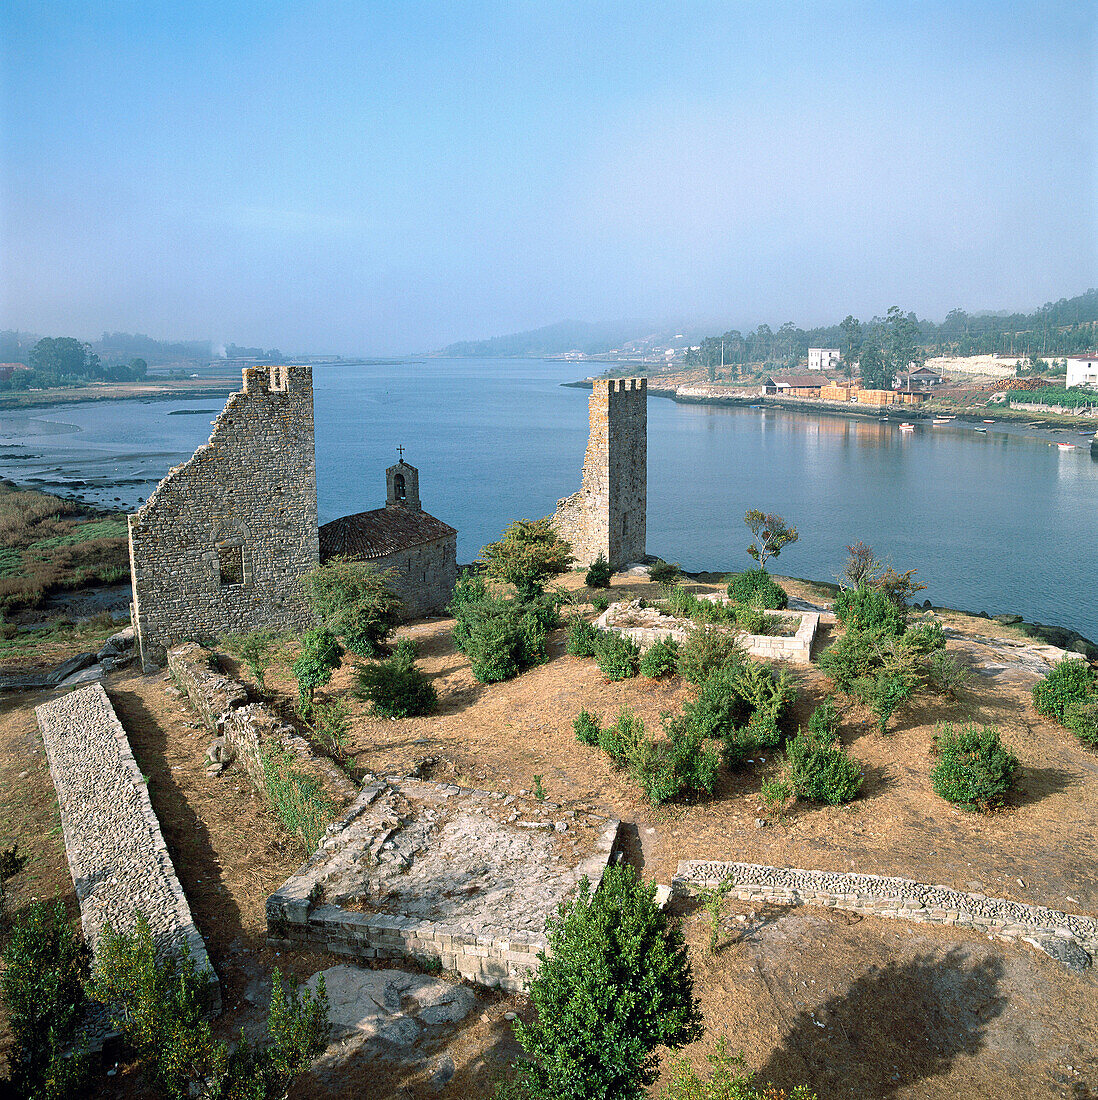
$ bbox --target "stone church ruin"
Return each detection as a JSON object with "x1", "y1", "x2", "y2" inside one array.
[
  {"x1": 128, "y1": 366, "x2": 456, "y2": 669},
  {"x1": 553, "y1": 377, "x2": 647, "y2": 568}
]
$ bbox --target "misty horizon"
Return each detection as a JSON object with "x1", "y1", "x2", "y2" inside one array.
[{"x1": 2, "y1": 2, "x2": 1095, "y2": 356}]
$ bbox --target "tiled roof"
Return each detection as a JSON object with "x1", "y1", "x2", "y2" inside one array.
[{"x1": 319, "y1": 507, "x2": 456, "y2": 561}]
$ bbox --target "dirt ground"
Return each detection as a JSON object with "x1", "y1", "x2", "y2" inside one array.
[{"x1": 1, "y1": 570, "x2": 1096, "y2": 1098}]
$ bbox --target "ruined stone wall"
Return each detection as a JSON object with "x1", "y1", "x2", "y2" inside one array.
[
  {"x1": 129, "y1": 366, "x2": 320, "y2": 669},
  {"x1": 553, "y1": 378, "x2": 646, "y2": 568},
  {"x1": 373, "y1": 535, "x2": 458, "y2": 619}
]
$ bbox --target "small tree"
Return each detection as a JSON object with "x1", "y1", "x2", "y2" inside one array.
[
  {"x1": 585, "y1": 552, "x2": 612, "y2": 589},
  {"x1": 299, "y1": 556, "x2": 401, "y2": 657},
  {"x1": 514, "y1": 864, "x2": 702, "y2": 1100},
  {"x1": 291, "y1": 627, "x2": 344, "y2": 715},
  {"x1": 743, "y1": 509, "x2": 798, "y2": 571},
  {"x1": 480, "y1": 518, "x2": 573, "y2": 599},
  {"x1": 222, "y1": 629, "x2": 281, "y2": 693},
  {"x1": 839, "y1": 541, "x2": 882, "y2": 589}
]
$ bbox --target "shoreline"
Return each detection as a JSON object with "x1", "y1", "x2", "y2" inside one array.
[
  {"x1": 563, "y1": 377, "x2": 1098, "y2": 435},
  {"x1": 0, "y1": 379, "x2": 238, "y2": 412}
]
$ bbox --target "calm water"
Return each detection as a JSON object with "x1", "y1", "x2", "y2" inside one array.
[{"x1": 1, "y1": 358, "x2": 1096, "y2": 640}]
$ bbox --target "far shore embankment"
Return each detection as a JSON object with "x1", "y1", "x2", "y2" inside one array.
[
  {"x1": 563, "y1": 377, "x2": 1098, "y2": 432},
  {"x1": 0, "y1": 378, "x2": 239, "y2": 412}
]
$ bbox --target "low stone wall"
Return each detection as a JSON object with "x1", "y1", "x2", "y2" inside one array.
[
  {"x1": 167, "y1": 642, "x2": 355, "y2": 806},
  {"x1": 268, "y1": 775, "x2": 621, "y2": 992},
  {"x1": 36, "y1": 684, "x2": 220, "y2": 1012},
  {"x1": 596, "y1": 600, "x2": 819, "y2": 664},
  {"x1": 673, "y1": 861, "x2": 1096, "y2": 969},
  {"x1": 1009, "y1": 401, "x2": 1095, "y2": 418}
]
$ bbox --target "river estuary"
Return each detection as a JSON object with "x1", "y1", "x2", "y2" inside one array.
[{"x1": 0, "y1": 358, "x2": 1095, "y2": 641}]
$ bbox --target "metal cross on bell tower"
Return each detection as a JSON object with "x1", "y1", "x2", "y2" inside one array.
[{"x1": 397, "y1": 444, "x2": 404, "y2": 461}]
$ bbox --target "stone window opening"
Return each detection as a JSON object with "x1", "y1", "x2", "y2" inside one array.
[
  {"x1": 218, "y1": 544, "x2": 245, "y2": 587},
  {"x1": 394, "y1": 473, "x2": 406, "y2": 501}
]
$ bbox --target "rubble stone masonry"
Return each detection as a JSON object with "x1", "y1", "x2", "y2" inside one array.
[
  {"x1": 553, "y1": 378, "x2": 646, "y2": 568},
  {"x1": 129, "y1": 366, "x2": 320, "y2": 669}
]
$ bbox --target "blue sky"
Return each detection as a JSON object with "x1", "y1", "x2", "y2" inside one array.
[{"x1": 1, "y1": 1, "x2": 1095, "y2": 354}]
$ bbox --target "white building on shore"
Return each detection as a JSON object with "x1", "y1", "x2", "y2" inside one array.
[
  {"x1": 1066, "y1": 356, "x2": 1098, "y2": 389},
  {"x1": 808, "y1": 347, "x2": 841, "y2": 371}
]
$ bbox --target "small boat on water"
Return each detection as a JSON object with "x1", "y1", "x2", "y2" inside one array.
[
  {"x1": 974, "y1": 427, "x2": 987, "y2": 433},
  {"x1": 983, "y1": 419, "x2": 995, "y2": 423},
  {"x1": 932, "y1": 417, "x2": 951, "y2": 424},
  {"x1": 1057, "y1": 442, "x2": 1076, "y2": 450},
  {"x1": 899, "y1": 423, "x2": 915, "y2": 432}
]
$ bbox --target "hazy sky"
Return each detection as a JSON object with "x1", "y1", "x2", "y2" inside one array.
[{"x1": 2, "y1": 1, "x2": 1095, "y2": 354}]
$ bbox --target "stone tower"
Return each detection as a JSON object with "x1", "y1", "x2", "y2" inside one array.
[
  {"x1": 386, "y1": 458, "x2": 421, "y2": 511},
  {"x1": 553, "y1": 377, "x2": 646, "y2": 568}
]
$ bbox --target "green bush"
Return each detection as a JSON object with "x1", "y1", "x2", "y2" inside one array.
[
  {"x1": 786, "y1": 720, "x2": 863, "y2": 805},
  {"x1": 1065, "y1": 694, "x2": 1098, "y2": 749},
  {"x1": 590, "y1": 593, "x2": 610, "y2": 613},
  {"x1": 678, "y1": 626, "x2": 746, "y2": 684},
  {"x1": 726, "y1": 568, "x2": 787, "y2": 610},
  {"x1": 565, "y1": 615, "x2": 600, "y2": 657},
  {"x1": 453, "y1": 591, "x2": 558, "y2": 684},
  {"x1": 355, "y1": 657, "x2": 438, "y2": 717},
  {"x1": 930, "y1": 722, "x2": 1020, "y2": 811},
  {"x1": 834, "y1": 583, "x2": 906, "y2": 637},
  {"x1": 807, "y1": 696, "x2": 840, "y2": 738},
  {"x1": 448, "y1": 569, "x2": 487, "y2": 648},
  {"x1": 926, "y1": 649, "x2": 971, "y2": 698},
  {"x1": 291, "y1": 627, "x2": 344, "y2": 715},
  {"x1": 817, "y1": 628, "x2": 881, "y2": 691},
  {"x1": 630, "y1": 716, "x2": 722, "y2": 805},
  {"x1": 720, "y1": 710, "x2": 782, "y2": 770},
  {"x1": 513, "y1": 864, "x2": 702, "y2": 1100},
  {"x1": 584, "y1": 553, "x2": 612, "y2": 588},
  {"x1": 1032, "y1": 658, "x2": 1096, "y2": 725},
  {"x1": 309, "y1": 697, "x2": 352, "y2": 757},
  {"x1": 299, "y1": 555, "x2": 401, "y2": 657},
  {"x1": 391, "y1": 636, "x2": 419, "y2": 664},
  {"x1": 481, "y1": 517, "x2": 574, "y2": 598},
  {"x1": 573, "y1": 709, "x2": 601, "y2": 746},
  {"x1": 594, "y1": 631, "x2": 640, "y2": 681},
  {"x1": 639, "y1": 636, "x2": 680, "y2": 678},
  {"x1": 901, "y1": 620, "x2": 947, "y2": 655},
  {"x1": 683, "y1": 665, "x2": 752, "y2": 741},
  {"x1": 90, "y1": 913, "x2": 328, "y2": 1100},
  {"x1": 852, "y1": 670, "x2": 913, "y2": 734},
  {"x1": 221, "y1": 628, "x2": 282, "y2": 693},
  {"x1": 648, "y1": 559, "x2": 683, "y2": 586},
  {"x1": 598, "y1": 708, "x2": 647, "y2": 765},
  {"x1": 0, "y1": 900, "x2": 91, "y2": 1099}
]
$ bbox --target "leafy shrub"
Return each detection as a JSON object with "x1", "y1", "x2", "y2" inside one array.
[
  {"x1": 91, "y1": 913, "x2": 328, "y2": 1100},
  {"x1": 447, "y1": 569, "x2": 487, "y2": 648},
  {"x1": 629, "y1": 716, "x2": 722, "y2": 806},
  {"x1": 648, "y1": 559, "x2": 683, "y2": 586},
  {"x1": 760, "y1": 777, "x2": 794, "y2": 809},
  {"x1": 356, "y1": 657, "x2": 438, "y2": 718},
  {"x1": 573, "y1": 709, "x2": 601, "y2": 746},
  {"x1": 726, "y1": 568, "x2": 788, "y2": 610},
  {"x1": 598, "y1": 708, "x2": 647, "y2": 765},
  {"x1": 852, "y1": 670, "x2": 913, "y2": 734},
  {"x1": 590, "y1": 593, "x2": 610, "y2": 613},
  {"x1": 661, "y1": 1036, "x2": 818, "y2": 1100},
  {"x1": 901, "y1": 620, "x2": 947, "y2": 655},
  {"x1": 807, "y1": 696, "x2": 839, "y2": 738},
  {"x1": 221, "y1": 628, "x2": 282, "y2": 692},
  {"x1": 584, "y1": 552, "x2": 612, "y2": 588},
  {"x1": 639, "y1": 636, "x2": 680, "y2": 678},
  {"x1": 0, "y1": 900, "x2": 91, "y2": 1099},
  {"x1": 930, "y1": 722, "x2": 1020, "y2": 810},
  {"x1": 481, "y1": 517, "x2": 574, "y2": 598},
  {"x1": 391, "y1": 636, "x2": 419, "y2": 664},
  {"x1": 565, "y1": 615, "x2": 599, "y2": 657},
  {"x1": 1032, "y1": 658, "x2": 1096, "y2": 725},
  {"x1": 683, "y1": 665, "x2": 752, "y2": 741},
  {"x1": 513, "y1": 864, "x2": 702, "y2": 1100},
  {"x1": 721, "y1": 710, "x2": 782, "y2": 769},
  {"x1": 1064, "y1": 694, "x2": 1098, "y2": 750},
  {"x1": 833, "y1": 584, "x2": 906, "y2": 637},
  {"x1": 0, "y1": 843, "x2": 27, "y2": 926},
  {"x1": 786, "y1": 721, "x2": 863, "y2": 804},
  {"x1": 926, "y1": 649, "x2": 971, "y2": 698},
  {"x1": 678, "y1": 626, "x2": 747, "y2": 684},
  {"x1": 299, "y1": 555, "x2": 401, "y2": 656},
  {"x1": 594, "y1": 631, "x2": 640, "y2": 681},
  {"x1": 260, "y1": 744, "x2": 334, "y2": 852},
  {"x1": 452, "y1": 590, "x2": 558, "y2": 683},
  {"x1": 310, "y1": 697, "x2": 352, "y2": 757},
  {"x1": 291, "y1": 627, "x2": 344, "y2": 715},
  {"x1": 817, "y1": 629, "x2": 881, "y2": 691}
]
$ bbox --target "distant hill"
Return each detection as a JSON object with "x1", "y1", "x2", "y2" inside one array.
[{"x1": 436, "y1": 320, "x2": 656, "y2": 358}]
